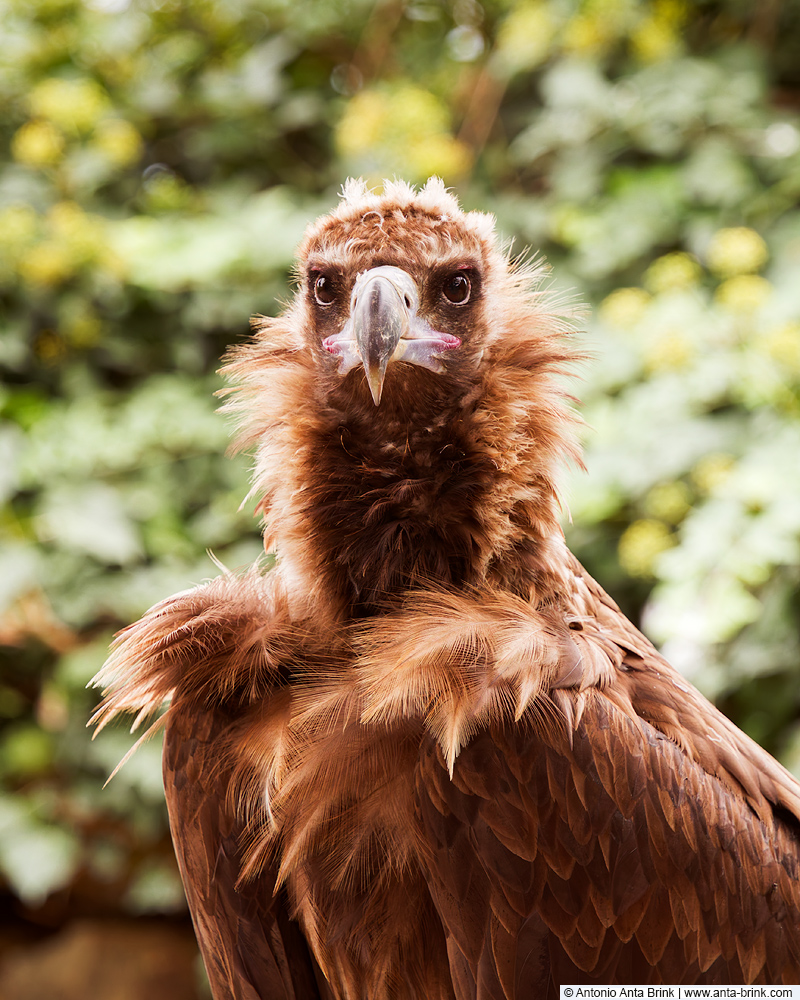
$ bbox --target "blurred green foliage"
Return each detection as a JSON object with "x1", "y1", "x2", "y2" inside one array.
[{"x1": 1, "y1": 0, "x2": 800, "y2": 929}]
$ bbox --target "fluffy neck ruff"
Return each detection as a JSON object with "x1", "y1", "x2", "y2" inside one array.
[{"x1": 222, "y1": 180, "x2": 582, "y2": 621}]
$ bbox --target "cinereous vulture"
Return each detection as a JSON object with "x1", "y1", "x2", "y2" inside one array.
[{"x1": 93, "y1": 179, "x2": 800, "y2": 997}]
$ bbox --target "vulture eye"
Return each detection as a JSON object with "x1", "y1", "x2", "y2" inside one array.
[
  {"x1": 442, "y1": 272, "x2": 471, "y2": 305},
  {"x1": 314, "y1": 275, "x2": 337, "y2": 306}
]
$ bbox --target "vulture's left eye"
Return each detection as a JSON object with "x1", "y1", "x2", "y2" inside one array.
[
  {"x1": 442, "y1": 273, "x2": 471, "y2": 305},
  {"x1": 314, "y1": 275, "x2": 338, "y2": 306}
]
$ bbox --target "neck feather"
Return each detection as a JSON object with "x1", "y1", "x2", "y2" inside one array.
[{"x1": 223, "y1": 300, "x2": 581, "y2": 621}]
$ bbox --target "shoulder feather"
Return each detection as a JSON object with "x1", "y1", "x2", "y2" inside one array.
[{"x1": 90, "y1": 565, "x2": 299, "y2": 734}]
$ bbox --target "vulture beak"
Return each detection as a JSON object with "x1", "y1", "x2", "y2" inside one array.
[
  {"x1": 322, "y1": 266, "x2": 461, "y2": 406},
  {"x1": 353, "y1": 268, "x2": 408, "y2": 406}
]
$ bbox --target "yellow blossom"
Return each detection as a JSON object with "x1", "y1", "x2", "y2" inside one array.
[
  {"x1": 630, "y1": 15, "x2": 679, "y2": 62},
  {"x1": 715, "y1": 275, "x2": 772, "y2": 312},
  {"x1": 11, "y1": 120, "x2": 65, "y2": 167},
  {"x1": 618, "y1": 519, "x2": 674, "y2": 578},
  {"x1": 761, "y1": 323, "x2": 800, "y2": 376},
  {"x1": 642, "y1": 481, "x2": 692, "y2": 523},
  {"x1": 599, "y1": 287, "x2": 651, "y2": 329},
  {"x1": 0, "y1": 205, "x2": 39, "y2": 282},
  {"x1": 0, "y1": 205, "x2": 38, "y2": 253},
  {"x1": 706, "y1": 227, "x2": 768, "y2": 277},
  {"x1": 643, "y1": 330, "x2": 694, "y2": 371},
  {"x1": 495, "y1": 3, "x2": 558, "y2": 74},
  {"x1": 691, "y1": 453, "x2": 735, "y2": 494},
  {"x1": 338, "y1": 86, "x2": 447, "y2": 155},
  {"x1": 407, "y1": 134, "x2": 471, "y2": 183},
  {"x1": 29, "y1": 77, "x2": 110, "y2": 133},
  {"x1": 19, "y1": 241, "x2": 75, "y2": 286},
  {"x1": 563, "y1": 13, "x2": 615, "y2": 55},
  {"x1": 47, "y1": 202, "x2": 106, "y2": 265},
  {"x1": 389, "y1": 87, "x2": 450, "y2": 141},
  {"x1": 336, "y1": 85, "x2": 468, "y2": 183},
  {"x1": 92, "y1": 119, "x2": 143, "y2": 167},
  {"x1": 644, "y1": 252, "x2": 702, "y2": 293},
  {"x1": 336, "y1": 91, "x2": 387, "y2": 158}
]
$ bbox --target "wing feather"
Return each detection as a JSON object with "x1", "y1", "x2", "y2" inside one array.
[
  {"x1": 409, "y1": 567, "x2": 800, "y2": 991},
  {"x1": 91, "y1": 568, "x2": 328, "y2": 1000},
  {"x1": 164, "y1": 700, "x2": 326, "y2": 1000}
]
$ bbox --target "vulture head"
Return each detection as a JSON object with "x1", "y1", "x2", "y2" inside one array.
[
  {"x1": 301, "y1": 178, "x2": 494, "y2": 407},
  {"x1": 224, "y1": 178, "x2": 580, "y2": 616}
]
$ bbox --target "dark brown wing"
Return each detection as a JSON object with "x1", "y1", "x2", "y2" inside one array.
[
  {"x1": 164, "y1": 698, "x2": 326, "y2": 1000},
  {"x1": 93, "y1": 571, "x2": 329, "y2": 1000},
  {"x1": 413, "y1": 595, "x2": 800, "y2": 993}
]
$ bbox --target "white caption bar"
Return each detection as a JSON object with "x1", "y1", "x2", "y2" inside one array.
[{"x1": 559, "y1": 988, "x2": 800, "y2": 999}]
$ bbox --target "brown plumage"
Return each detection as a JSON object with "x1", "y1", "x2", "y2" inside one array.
[{"x1": 92, "y1": 179, "x2": 800, "y2": 997}]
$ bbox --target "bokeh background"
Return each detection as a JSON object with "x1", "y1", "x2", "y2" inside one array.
[{"x1": 1, "y1": 0, "x2": 800, "y2": 996}]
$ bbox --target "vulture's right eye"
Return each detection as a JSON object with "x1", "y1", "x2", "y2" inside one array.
[{"x1": 314, "y1": 275, "x2": 338, "y2": 306}]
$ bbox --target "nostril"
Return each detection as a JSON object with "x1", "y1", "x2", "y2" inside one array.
[{"x1": 404, "y1": 295, "x2": 411, "y2": 309}]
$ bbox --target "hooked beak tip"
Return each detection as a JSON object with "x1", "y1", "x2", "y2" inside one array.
[{"x1": 365, "y1": 366, "x2": 385, "y2": 406}]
